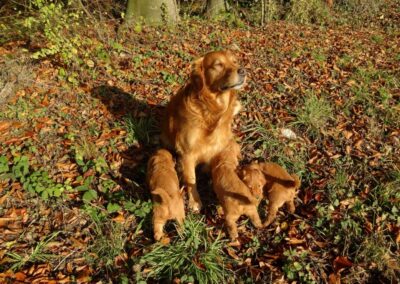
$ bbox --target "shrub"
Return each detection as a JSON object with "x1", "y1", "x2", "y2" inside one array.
[
  {"x1": 335, "y1": 0, "x2": 386, "y2": 24},
  {"x1": 23, "y1": 0, "x2": 85, "y2": 66},
  {"x1": 285, "y1": 0, "x2": 331, "y2": 25}
]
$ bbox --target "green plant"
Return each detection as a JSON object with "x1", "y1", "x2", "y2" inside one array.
[
  {"x1": 282, "y1": 249, "x2": 317, "y2": 283},
  {"x1": 264, "y1": 0, "x2": 280, "y2": 22},
  {"x1": 2, "y1": 155, "x2": 70, "y2": 199},
  {"x1": 74, "y1": 139, "x2": 109, "y2": 174},
  {"x1": 355, "y1": 232, "x2": 399, "y2": 281},
  {"x1": 23, "y1": 0, "x2": 83, "y2": 66},
  {"x1": 124, "y1": 116, "x2": 158, "y2": 145},
  {"x1": 0, "y1": 155, "x2": 9, "y2": 175},
  {"x1": 293, "y1": 93, "x2": 333, "y2": 136},
  {"x1": 76, "y1": 176, "x2": 98, "y2": 203},
  {"x1": 335, "y1": 0, "x2": 386, "y2": 26},
  {"x1": 311, "y1": 50, "x2": 327, "y2": 63},
  {"x1": 7, "y1": 232, "x2": 60, "y2": 270},
  {"x1": 24, "y1": 170, "x2": 71, "y2": 199},
  {"x1": 86, "y1": 216, "x2": 128, "y2": 270},
  {"x1": 215, "y1": 12, "x2": 246, "y2": 28},
  {"x1": 244, "y1": 236, "x2": 261, "y2": 257},
  {"x1": 160, "y1": 70, "x2": 177, "y2": 84},
  {"x1": 123, "y1": 199, "x2": 152, "y2": 219},
  {"x1": 139, "y1": 215, "x2": 233, "y2": 283},
  {"x1": 242, "y1": 122, "x2": 307, "y2": 175}
]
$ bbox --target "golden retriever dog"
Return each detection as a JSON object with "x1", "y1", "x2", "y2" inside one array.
[
  {"x1": 211, "y1": 141, "x2": 263, "y2": 241},
  {"x1": 147, "y1": 149, "x2": 185, "y2": 241},
  {"x1": 238, "y1": 162, "x2": 301, "y2": 227},
  {"x1": 161, "y1": 50, "x2": 246, "y2": 212}
]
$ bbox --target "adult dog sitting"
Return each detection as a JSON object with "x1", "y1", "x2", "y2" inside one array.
[{"x1": 161, "y1": 50, "x2": 246, "y2": 211}]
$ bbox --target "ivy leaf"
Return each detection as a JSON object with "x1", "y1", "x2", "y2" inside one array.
[
  {"x1": 0, "y1": 156, "x2": 9, "y2": 173},
  {"x1": 82, "y1": 190, "x2": 98, "y2": 202},
  {"x1": 107, "y1": 203, "x2": 121, "y2": 213}
]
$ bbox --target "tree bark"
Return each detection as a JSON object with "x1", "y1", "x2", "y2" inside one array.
[
  {"x1": 125, "y1": 0, "x2": 179, "y2": 25},
  {"x1": 206, "y1": 0, "x2": 226, "y2": 18}
]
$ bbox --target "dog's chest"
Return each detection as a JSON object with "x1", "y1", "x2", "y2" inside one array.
[{"x1": 216, "y1": 91, "x2": 232, "y2": 112}]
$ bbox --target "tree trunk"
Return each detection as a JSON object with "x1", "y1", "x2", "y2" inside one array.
[
  {"x1": 261, "y1": 0, "x2": 265, "y2": 26},
  {"x1": 206, "y1": 0, "x2": 226, "y2": 18},
  {"x1": 125, "y1": 0, "x2": 179, "y2": 25}
]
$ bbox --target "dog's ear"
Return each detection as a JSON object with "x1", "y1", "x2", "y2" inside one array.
[{"x1": 190, "y1": 57, "x2": 204, "y2": 91}]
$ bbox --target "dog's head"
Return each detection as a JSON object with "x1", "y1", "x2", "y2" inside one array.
[{"x1": 191, "y1": 50, "x2": 246, "y2": 93}]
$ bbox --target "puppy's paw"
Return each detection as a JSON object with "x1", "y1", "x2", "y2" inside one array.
[
  {"x1": 262, "y1": 221, "x2": 273, "y2": 228},
  {"x1": 253, "y1": 222, "x2": 262, "y2": 229},
  {"x1": 228, "y1": 239, "x2": 241, "y2": 247}
]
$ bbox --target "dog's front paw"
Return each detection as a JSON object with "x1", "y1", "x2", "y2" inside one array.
[
  {"x1": 154, "y1": 231, "x2": 164, "y2": 241},
  {"x1": 188, "y1": 199, "x2": 202, "y2": 213}
]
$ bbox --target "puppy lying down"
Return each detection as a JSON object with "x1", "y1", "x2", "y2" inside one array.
[
  {"x1": 211, "y1": 141, "x2": 263, "y2": 241},
  {"x1": 238, "y1": 162, "x2": 301, "y2": 227},
  {"x1": 147, "y1": 149, "x2": 185, "y2": 241}
]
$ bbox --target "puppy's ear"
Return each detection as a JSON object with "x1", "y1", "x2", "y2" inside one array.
[
  {"x1": 152, "y1": 187, "x2": 171, "y2": 205},
  {"x1": 190, "y1": 57, "x2": 204, "y2": 91},
  {"x1": 291, "y1": 174, "x2": 301, "y2": 189},
  {"x1": 237, "y1": 168, "x2": 245, "y2": 179}
]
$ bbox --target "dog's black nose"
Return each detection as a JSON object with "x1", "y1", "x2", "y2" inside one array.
[{"x1": 238, "y1": 68, "x2": 246, "y2": 76}]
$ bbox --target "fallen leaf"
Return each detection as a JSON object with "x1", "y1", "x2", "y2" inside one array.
[{"x1": 333, "y1": 256, "x2": 353, "y2": 272}]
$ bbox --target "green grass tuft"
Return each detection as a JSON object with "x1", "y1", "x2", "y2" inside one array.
[
  {"x1": 293, "y1": 93, "x2": 333, "y2": 136},
  {"x1": 139, "y1": 215, "x2": 233, "y2": 283}
]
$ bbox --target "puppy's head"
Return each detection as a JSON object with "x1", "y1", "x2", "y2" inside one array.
[
  {"x1": 238, "y1": 164, "x2": 265, "y2": 201},
  {"x1": 191, "y1": 50, "x2": 246, "y2": 93},
  {"x1": 149, "y1": 149, "x2": 175, "y2": 167}
]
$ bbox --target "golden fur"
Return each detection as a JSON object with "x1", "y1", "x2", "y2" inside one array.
[
  {"x1": 147, "y1": 149, "x2": 185, "y2": 241},
  {"x1": 238, "y1": 162, "x2": 301, "y2": 227},
  {"x1": 161, "y1": 50, "x2": 246, "y2": 211},
  {"x1": 211, "y1": 141, "x2": 262, "y2": 241}
]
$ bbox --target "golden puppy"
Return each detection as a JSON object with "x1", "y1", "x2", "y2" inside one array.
[
  {"x1": 211, "y1": 141, "x2": 262, "y2": 241},
  {"x1": 238, "y1": 162, "x2": 301, "y2": 227},
  {"x1": 147, "y1": 149, "x2": 185, "y2": 241},
  {"x1": 161, "y1": 50, "x2": 246, "y2": 211}
]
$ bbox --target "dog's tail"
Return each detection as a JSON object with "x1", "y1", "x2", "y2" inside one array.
[{"x1": 259, "y1": 162, "x2": 295, "y2": 186}]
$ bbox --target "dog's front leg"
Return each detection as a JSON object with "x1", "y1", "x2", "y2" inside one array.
[{"x1": 181, "y1": 156, "x2": 202, "y2": 212}]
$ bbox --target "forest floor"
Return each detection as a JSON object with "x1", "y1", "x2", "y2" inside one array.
[{"x1": 0, "y1": 9, "x2": 399, "y2": 284}]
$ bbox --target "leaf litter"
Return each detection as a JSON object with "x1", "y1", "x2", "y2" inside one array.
[{"x1": 0, "y1": 17, "x2": 399, "y2": 283}]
